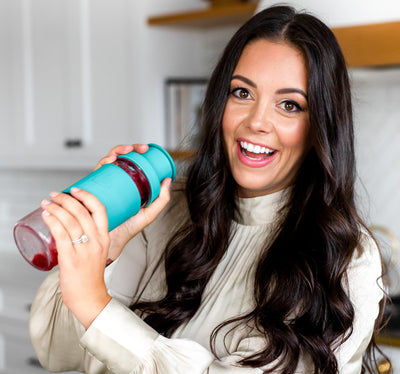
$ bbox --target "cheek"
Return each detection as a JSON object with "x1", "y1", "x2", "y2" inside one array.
[
  {"x1": 221, "y1": 109, "x2": 236, "y2": 142},
  {"x1": 279, "y1": 121, "x2": 310, "y2": 153},
  {"x1": 221, "y1": 112, "x2": 234, "y2": 160}
]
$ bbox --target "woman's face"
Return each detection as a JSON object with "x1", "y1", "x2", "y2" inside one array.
[{"x1": 222, "y1": 39, "x2": 310, "y2": 198}]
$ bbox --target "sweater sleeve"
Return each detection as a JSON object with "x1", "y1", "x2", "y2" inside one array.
[
  {"x1": 30, "y1": 270, "x2": 267, "y2": 374},
  {"x1": 29, "y1": 270, "x2": 108, "y2": 374}
]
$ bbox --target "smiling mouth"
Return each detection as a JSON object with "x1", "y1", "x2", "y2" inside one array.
[{"x1": 240, "y1": 141, "x2": 276, "y2": 160}]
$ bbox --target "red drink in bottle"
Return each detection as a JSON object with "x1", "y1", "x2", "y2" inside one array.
[{"x1": 14, "y1": 144, "x2": 176, "y2": 271}]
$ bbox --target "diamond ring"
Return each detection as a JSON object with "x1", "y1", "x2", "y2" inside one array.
[{"x1": 71, "y1": 234, "x2": 89, "y2": 245}]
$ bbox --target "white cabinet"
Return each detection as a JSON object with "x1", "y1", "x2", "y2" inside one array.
[
  {"x1": 0, "y1": 253, "x2": 79, "y2": 374},
  {"x1": 0, "y1": 0, "x2": 133, "y2": 169}
]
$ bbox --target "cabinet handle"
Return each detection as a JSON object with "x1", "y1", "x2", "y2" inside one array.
[
  {"x1": 378, "y1": 359, "x2": 392, "y2": 374},
  {"x1": 64, "y1": 139, "x2": 83, "y2": 148}
]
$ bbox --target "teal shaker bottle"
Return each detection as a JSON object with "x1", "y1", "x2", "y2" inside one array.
[{"x1": 13, "y1": 144, "x2": 176, "y2": 271}]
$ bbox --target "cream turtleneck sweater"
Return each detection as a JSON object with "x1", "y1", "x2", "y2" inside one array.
[{"x1": 29, "y1": 179, "x2": 383, "y2": 374}]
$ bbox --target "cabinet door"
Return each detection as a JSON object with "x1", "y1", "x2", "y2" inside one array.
[
  {"x1": 0, "y1": 0, "x2": 23, "y2": 157},
  {"x1": 0, "y1": 253, "x2": 81, "y2": 374},
  {"x1": 0, "y1": 0, "x2": 132, "y2": 169}
]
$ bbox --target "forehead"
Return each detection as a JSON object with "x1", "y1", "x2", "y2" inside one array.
[{"x1": 233, "y1": 39, "x2": 308, "y2": 90}]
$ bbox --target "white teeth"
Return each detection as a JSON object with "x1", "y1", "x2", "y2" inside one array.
[{"x1": 240, "y1": 141, "x2": 274, "y2": 154}]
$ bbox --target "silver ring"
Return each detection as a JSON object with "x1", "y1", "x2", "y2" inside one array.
[{"x1": 72, "y1": 234, "x2": 89, "y2": 245}]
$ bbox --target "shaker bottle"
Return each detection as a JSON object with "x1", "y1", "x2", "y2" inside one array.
[{"x1": 13, "y1": 144, "x2": 176, "y2": 271}]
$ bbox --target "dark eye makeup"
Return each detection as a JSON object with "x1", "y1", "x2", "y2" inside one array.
[
  {"x1": 228, "y1": 83, "x2": 307, "y2": 113},
  {"x1": 230, "y1": 87, "x2": 251, "y2": 99},
  {"x1": 280, "y1": 100, "x2": 303, "y2": 112}
]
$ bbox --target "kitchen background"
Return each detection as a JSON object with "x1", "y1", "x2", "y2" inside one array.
[{"x1": 0, "y1": 0, "x2": 399, "y2": 372}]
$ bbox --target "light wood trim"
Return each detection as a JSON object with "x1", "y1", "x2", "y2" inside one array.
[
  {"x1": 332, "y1": 21, "x2": 400, "y2": 67},
  {"x1": 376, "y1": 333, "x2": 400, "y2": 348},
  {"x1": 168, "y1": 149, "x2": 196, "y2": 160},
  {"x1": 147, "y1": 3, "x2": 258, "y2": 28}
]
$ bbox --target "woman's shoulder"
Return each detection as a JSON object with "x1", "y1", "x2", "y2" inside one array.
[
  {"x1": 348, "y1": 225, "x2": 382, "y2": 275},
  {"x1": 168, "y1": 176, "x2": 188, "y2": 211},
  {"x1": 169, "y1": 176, "x2": 187, "y2": 196},
  {"x1": 142, "y1": 177, "x2": 189, "y2": 236}
]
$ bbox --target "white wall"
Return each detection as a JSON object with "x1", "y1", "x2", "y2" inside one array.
[
  {"x1": 128, "y1": 0, "x2": 217, "y2": 145},
  {"x1": 351, "y1": 67, "x2": 400, "y2": 295}
]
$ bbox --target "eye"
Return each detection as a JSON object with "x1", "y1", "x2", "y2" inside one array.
[
  {"x1": 231, "y1": 87, "x2": 251, "y2": 100},
  {"x1": 280, "y1": 100, "x2": 302, "y2": 112}
]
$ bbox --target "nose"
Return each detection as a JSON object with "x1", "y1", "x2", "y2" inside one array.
[{"x1": 246, "y1": 101, "x2": 274, "y2": 133}]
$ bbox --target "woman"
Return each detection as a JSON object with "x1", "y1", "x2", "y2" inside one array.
[{"x1": 29, "y1": 5, "x2": 385, "y2": 374}]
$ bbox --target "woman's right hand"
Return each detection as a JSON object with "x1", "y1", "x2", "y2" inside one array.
[
  {"x1": 95, "y1": 144, "x2": 172, "y2": 261},
  {"x1": 94, "y1": 143, "x2": 146, "y2": 170}
]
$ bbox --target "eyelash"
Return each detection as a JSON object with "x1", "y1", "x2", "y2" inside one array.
[
  {"x1": 229, "y1": 87, "x2": 304, "y2": 113},
  {"x1": 230, "y1": 87, "x2": 251, "y2": 99},
  {"x1": 279, "y1": 100, "x2": 303, "y2": 113}
]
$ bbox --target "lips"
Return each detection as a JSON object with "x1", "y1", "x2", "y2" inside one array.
[{"x1": 237, "y1": 140, "x2": 277, "y2": 168}]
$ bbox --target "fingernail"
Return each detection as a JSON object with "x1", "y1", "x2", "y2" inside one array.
[
  {"x1": 50, "y1": 191, "x2": 59, "y2": 198},
  {"x1": 70, "y1": 187, "x2": 80, "y2": 193},
  {"x1": 42, "y1": 210, "x2": 50, "y2": 217},
  {"x1": 41, "y1": 199, "x2": 50, "y2": 205}
]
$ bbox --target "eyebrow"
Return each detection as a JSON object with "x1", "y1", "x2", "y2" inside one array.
[
  {"x1": 231, "y1": 74, "x2": 257, "y2": 88},
  {"x1": 231, "y1": 74, "x2": 308, "y2": 100},
  {"x1": 276, "y1": 88, "x2": 308, "y2": 100}
]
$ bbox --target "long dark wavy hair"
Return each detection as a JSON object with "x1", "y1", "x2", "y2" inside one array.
[{"x1": 132, "y1": 5, "x2": 386, "y2": 373}]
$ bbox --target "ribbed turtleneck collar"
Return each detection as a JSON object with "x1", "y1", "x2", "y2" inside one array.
[{"x1": 234, "y1": 189, "x2": 289, "y2": 226}]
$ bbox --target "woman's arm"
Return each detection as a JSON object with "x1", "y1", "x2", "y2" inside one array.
[
  {"x1": 30, "y1": 270, "x2": 267, "y2": 374},
  {"x1": 38, "y1": 145, "x2": 172, "y2": 329}
]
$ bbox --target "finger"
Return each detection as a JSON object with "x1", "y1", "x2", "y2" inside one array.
[
  {"x1": 106, "y1": 144, "x2": 134, "y2": 157},
  {"x1": 47, "y1": 191, "x2": 105, "y2": 248},
  {"x1": 93, "y1": 144, "x2": 149, "y2": 170},
  {"x1": 93, "y1": 154, "x2": 118, "y2": 171},
  {"x1": 140, "y1": 178, "x2": 172, "y2": 223},
  {"x1": 94, "y1": 149, "x2": 126, "y2": 171},
  {"x1": 69, "y1": 187, "x2": 109, "y2": 236},
  {"x1": 41, "y1": 196, "x2": 85, "y2": 243},
  {"x1": 94, "y1": 144, "x2": 134, "y2": 170},
  {"x1": 105, "y1": 143, "x2": 148, "y2": 157},
  {"x1": 41, "y1": 208, "x2": 74, "y2": 257},
  {"x1": 130, "y1": 143, "x2": 149, "y2": 154}
]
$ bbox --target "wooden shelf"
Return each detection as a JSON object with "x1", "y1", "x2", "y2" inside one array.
[
  {"x1": 376, "y1": 331, "x2": 400, "y2": 348},
  {"x1": 148, "y1": 5, "x2": 400, "y2": 67},
  {"x1": 148, "y1": 2, "x2": 258, "y2": 28},
  {"x1": 168, "y1": 149, "x2": 196, "y2": 160},
  {"x1": 333, "y1": 21, "x2": 400, "y2": 67}
]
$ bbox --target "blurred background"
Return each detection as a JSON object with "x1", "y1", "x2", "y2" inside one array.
[{"x1": 0, "y1": 0, "x2": 399, "y2": 372}]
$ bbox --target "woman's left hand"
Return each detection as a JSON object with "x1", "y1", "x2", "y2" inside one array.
[{"x1": 41, "y1": 188, "x2": 112, "y2": 329}]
